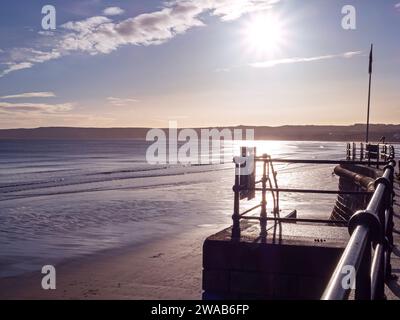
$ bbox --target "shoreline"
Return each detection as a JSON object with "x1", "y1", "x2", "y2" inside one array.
[{"x1": 0, "y1": 224, "x2": 227, "y2": 300}]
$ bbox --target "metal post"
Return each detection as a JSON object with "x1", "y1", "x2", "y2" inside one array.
[
  {"x1": 385, "y1": 164, "x2": 395, "y2": 280},
  {"x1": 385, "y1": 207, "x2": 394, "y2": 280},
  {"x1": 366, "y1": 44, "x2": 373, "y2": 144},
  {"x1": 373, "y1": 198, "x2": 386, "y2": 299},
  {"x1": 368, "y1": 145, "x2": 371, "y2": 167},
  {"x1": 398, "y1": 160, "x2": 400, "y2": 177},
  {"x1": 360, "y1": 143, "x2": 364, "y2": 161},
  {"x1": 355, "y1": 239, "x2": 371, "y2": 300},
  {"x1": 232, "y1": 163, "x2": 241, "y2": 239},
  {"x1": 377, "y1": 147, "x2": 380, "y2": 169},
  {"x1": 260, "y1": 156, "x2": 267, "y2": 237},
  {"x1": 346, "y1": 143, "x2": 351, "y2": 160},
  {"x1": 384, "y1": 145, "x2": 388, "y2": 162},
  {"x1": 371, "y1": 243, "x2": 385, "y2": 299}
]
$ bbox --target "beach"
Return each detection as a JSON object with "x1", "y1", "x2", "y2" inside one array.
[
  {"x1": 0, "y1": 140, "x2": 352, "y2": 299},
  {"x1": 0, "y1": 224, "x2": 226, "y2": 300}
]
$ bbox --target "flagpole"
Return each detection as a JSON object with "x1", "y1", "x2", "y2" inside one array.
[{"x1": 366, "y1": 43, "x2": 373, "y2": 143}]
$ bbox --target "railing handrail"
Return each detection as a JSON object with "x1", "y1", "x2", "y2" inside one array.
[
  {"x1": 254, "y1": 158, "x2": 388, "y2": 165},
  {"x1": 232, "y1": 143, "x2": 395, "y2": 239},
  {"x1": 321, "y1": 158, "x2": 396, "y2": 300},
  {"x1": 231, "y1": 142, "x2": 396, "y2": 300}
]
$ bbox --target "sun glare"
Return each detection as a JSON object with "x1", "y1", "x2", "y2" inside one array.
[{"x1": 243, "y1": 13, "x2": 286, "y2": 56}]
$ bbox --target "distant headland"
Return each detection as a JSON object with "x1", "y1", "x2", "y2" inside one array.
[{"x1": 0, "y1": 124, "x2": 399, "y2": 142}]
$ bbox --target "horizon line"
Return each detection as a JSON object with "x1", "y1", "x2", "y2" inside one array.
[{"x1": 1, "y1": 123, "x2": 400, "y2": 131}]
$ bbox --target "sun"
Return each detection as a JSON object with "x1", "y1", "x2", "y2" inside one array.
[{"x1": 243, "y1": 13, "x2": 286, "y2": 56}]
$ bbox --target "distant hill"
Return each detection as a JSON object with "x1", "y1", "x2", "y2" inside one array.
[{"x1": 0, "y1": 124, "x2": 399, "y2": 142}]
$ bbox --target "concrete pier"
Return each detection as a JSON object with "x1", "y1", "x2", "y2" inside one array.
[
  {"x1": 203, "y1": 221, "x2": 349, "y2": 299},
  {"x1": 202, "y1": 156, "x2": 400, "y2": 300}
]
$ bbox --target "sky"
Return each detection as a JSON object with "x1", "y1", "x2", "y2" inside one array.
[{"x1": 0, "y1": 0, "x2": 399, "y2": 129}]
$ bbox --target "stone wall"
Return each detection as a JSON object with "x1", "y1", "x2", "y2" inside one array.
[
  {"x1": 202, "y1": 223, "x2": 349, "y2": 300},
  {"x1": 330, "y1": 164, "x2": 379, "y2": 221}
]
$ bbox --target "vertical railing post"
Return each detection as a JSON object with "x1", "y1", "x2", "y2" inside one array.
[
  {"x1": 355, "y1": 239, "x2": 372, "y2": 300},
  {"x1": 398, "y1": 160, "x2": 400, "y2": 177},
  {"x1": 276, "y1": 188, "x2": 280, "y2": 217},
  {"x1": 377, "y1": 147, "x2": 380, "y2": 169},
  {"x1": 352, "y1": 142, "x2": 356, "y2": 161},
  {"x1": 360, "y1": 143, "x2": 364, "y2": 161},
  {"x1": 346, "y1": 143, "x2": 351, "y2": 160},
  {"x1": 385, "y1": 162, "x2": 395, "y2": 280},
  {"x1": 385, "y1": 205, "x2": 394, "y2": 281},
  {"x1": 375, "y1": 201, "x2": 386, "y2": 299},
  {"x1": 368, "y1": 144, "x2": 371, "y2": 167},
  {"x1": 259, "y1": 155, "x2": 267, "y2": 238},
  {"x1": 384, "y1": 145, "x2": 388, "y2": 162},
  {"x1": 232, "y1": 162, "x2": 241, "y2": 239}
]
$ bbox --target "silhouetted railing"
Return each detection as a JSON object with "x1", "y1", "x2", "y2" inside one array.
[
  {"x1": 346, "y1": 142, "x2": 395, "y2": 168},
  {"x1": 231, "y1": 143, "x2": 396, "y2": 300},
  {"x1": 322, "y1": 145, "x2": 396, "y2": 300},
  {"x1": 231, "y1": 144, "x2": 393, "y2": 239}
]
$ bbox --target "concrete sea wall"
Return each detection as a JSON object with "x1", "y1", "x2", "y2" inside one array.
[{"x1": 330, "y1": 164, "x2": 379, "y2": 222}]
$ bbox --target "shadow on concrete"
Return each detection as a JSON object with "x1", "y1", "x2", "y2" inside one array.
[{"x1": 386, "y1": 279, "x2": 400, "y2": 299}]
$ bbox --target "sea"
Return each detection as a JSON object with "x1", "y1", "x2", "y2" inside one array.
[{"x1": 0, "y1": 139, "x2": 389, "y2": 277}]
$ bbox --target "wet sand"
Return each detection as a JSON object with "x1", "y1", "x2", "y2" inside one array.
[{"x1": 0, "y1": 225, "x2": 226, "y2": 300}]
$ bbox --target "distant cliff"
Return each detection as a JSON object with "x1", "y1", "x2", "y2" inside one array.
[{"x1": 0, "y1": 124, "x2": 399, "y2": 142}]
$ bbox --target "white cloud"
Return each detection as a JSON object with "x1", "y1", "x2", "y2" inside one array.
[
  {"x1": 0, "y1": 48, "x2": 61, "y2": 77},
  {"x1": 204, "y1": 0, "x2": 281, "y2": 21},
  {"x1": 0, "y1": 62, "x2": 33, "y2": 77},
  {"x1": 249, "y1": 51, "x2": 363, "y2": 68},
  {"x1": 107, "y1": 97, "x2": 138, "y2": 106},
  {"x1": 0, "y1": 102, "x2": 73, "y2": 113},
  {"x1": 0, "y1": 0, "x2": 280, "y2": 77},
  {"x1": 0, "y1": 92, "x2": 56, "y2": 99},
  {"x1": 103, "y1": 7, "x2": 125, "y2": 16}
]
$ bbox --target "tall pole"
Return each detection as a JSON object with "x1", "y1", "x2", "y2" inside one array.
[{"x1": 366, "y1": 44, "x2": 373, "y2": 143}]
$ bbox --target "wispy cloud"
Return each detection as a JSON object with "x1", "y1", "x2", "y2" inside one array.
[
  {"x1": 0, "y1": 91, "x2": 72, "y2": 115},
  {"x1": 0, "y1": 102, "x2": 73, "y2": 113},
  {"x1": 249, "y1": 51, "x2": 363, "y2": 68},
  {"x1": 207, "y1": 0, "x2": 280, "y2": 21},
  {"x1": 0, "y1": 62, "x2": 33, "y2": 77},
  {"x1": 0, "y1": 49, "x2": 61, "y2": 77},
  {"x1": 0, "y1": 92, "x2": 56, "y2": 99},
  {"x1": 103, "y1": 7, "x2": 125, "y2": 16},
  {"x1": 0, "y1": 0, "x2": 280, "y2": 77},
  {"x1": 107, "y1": 97, "x2": 138, "y2": 106},
  {"x1": 396, "y1": 2, "x2": 400, "y2": 10}
]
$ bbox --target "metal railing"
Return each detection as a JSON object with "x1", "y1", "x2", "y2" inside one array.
[
  {"x1": 346, "y1": 142, "x2": 395, "y2": 168},
  {"x1": 230, "y1": 144, "x2": 392, "y2": 240},
  {"x1": 322, "y1": 145, "x2": 396, "y2": 300},
  {"x1": 230, "y1": 143, "x2": 397, "y2": 299}
]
